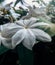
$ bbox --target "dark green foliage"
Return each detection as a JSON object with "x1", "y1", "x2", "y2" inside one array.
[
  {"x1": 51, "y1": 17, "x2": 55, "y2": 23},
  {"x1": 15, "y1": 9, "x2": 28, "y2": 19},
  {"x1": 0, "y1": 45, "x2": 9, "y2": 55},
  {"x1": 14, "y1": 0, "x2": 24, "y2": 6},
  {"x1": 50, "y1": 0, "x2": 55, "y2": 6},
  {"x1": 0, "y1": 0, "x2": 4, "y2": 3},
  {"x1": 47, "y1": 0, "x2": 55, "y2": 23},
  {"x1": 0, "y1": 16, "x2": 10, "y2": 25},
  {"x1": 16, "y1": 44, "x2": 33, "y2": 65}
]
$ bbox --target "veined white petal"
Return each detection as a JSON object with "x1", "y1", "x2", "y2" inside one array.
[
  {"x1": 30, "y1": 17, "x2": 39, "y2": 23},
  {"x1": 1, "y1": 28, "x2": 18, "y2": 38},
  {"x1": 0, "y1": 25, "x2": 2, "y2": 32},
  {"x1": 22, "y1": 29, "x2": 36, "y2": 50},
  {"x1": 28, "y1": 29, "x2": 39, "y2": 45},
  {"x1": 12, "y1": 29, "x2": 25, "y2": 48},
  {"x1": 17, "y1": 17, "x2": 39, "y2": 28},
  {"x1": 22, "y1": 19, "x2": 30, "y2": 26},
  {"x1": 2, "y1": 23, "x2": 23, "y2": 30},
  {"x1": 27, "y1": 17, "x2": 39, "y2": 26},
  {"x1": 1, "y1": 23, "x2": 23, "y2": 38},
  {"x1": 16, "y1": 20, "x2": 25, "y2": 26},
  {"x1": 30, "y1": 22, "x2": 50, "y2": 28},
  {"x1": 0, "y1": 33, "x2": 9, "y2": 46},
  {"x1": 2, "y1": 38, "x2": 13, "y2": 49},
  {"x1": 0, "y1": 39, "x2": 1, "y2": 45},
  {"x1": 30, "y1": 17, "x2": 39, "y2": 21},
  {"x1": 12, "y1": 13, "x2": 20, "y2": 19},
  {"x1": 31, "y1": 29, "x2": 51, "y2": 42},
  {"x1": 0, "y1": 34, "x2": 2, "y2": 45}
]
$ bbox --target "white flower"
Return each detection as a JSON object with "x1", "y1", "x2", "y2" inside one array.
[
  {"x1": 1, "y1": 18, "x2": 51, "y2": 50},
  {"x1": 21, "y1": 6, "x2": 50, "y2": 20}
]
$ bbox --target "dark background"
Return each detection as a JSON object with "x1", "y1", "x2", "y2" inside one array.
[{"x1": 33, "y1": 36, "x2": 55, "y2": 65}]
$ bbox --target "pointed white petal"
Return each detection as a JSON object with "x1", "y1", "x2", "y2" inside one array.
[
  {"x1": 2, "y1": 23, "x2": 23, "y2": 30},
  {"x1": 31, "y1": 29, "x2": 51, "y2": 42},
  {"x1": 22, "y1": 20, "x2": 30, "y2": 26},
  {"x1": 30, "y1": 22, "x2": 50, "y2": 28},
  {"x1": 27, "y1": 17, "x2": 39, "y2": 26},
  {"x1": 0, "y1": 34, "x2": 2, "y2": 45},
  {"x1": 19, "y1": 18, "x2": 39, "y2": 27},
  {"x1": 0, "y1": 39, "x2": 1, "y2": 45},
  {"x1": 22, "y1": 29, "x2": 36, "y2": 50},
  {"x1": 16, "y1": 20, "x2": 25, "y2": 26},
  {"x1": 2, "y1": 38, "x2": 13, "y2": 49},
  {"x1": 12, "y1": 29, "x2": 25, "y2": 48},
  {"x1": 0, "y1": 26, "x2": 1, "y2": 32},
  {"x1": 30, "y1": 17, "x2": 39, "y2": 21},
  {"x1": 30, "y1": 17, "x2": 39, "y2": 23},
  {"x1": 12, "y1": 13, "x2": 20, "y2": 19},
  {"x1": 1, "y1": 23, "x2": 23, "y2": 38},
  {"x1": 0, "y1": 33, "x2": 7, "y2": 46}
]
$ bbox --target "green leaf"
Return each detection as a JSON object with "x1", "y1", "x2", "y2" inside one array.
[
  {"x1": 0, "y1": 45, "x2": 9, "y2": 55},
  {"x1": 50, "y1": 0, "x2": 55, "y2": 6},
  {"x1": 0, "y1": 0, "x2": 4, "y2": 3},
  {"x1": 39, "y1": 17, "x2": 51, "y2": 23},
  {"x1": 16, "y1": 43, "x2": 33, "y2": 65},
  {"x1": 14, "y1": 0, "x2": 23, "y2": 6}
]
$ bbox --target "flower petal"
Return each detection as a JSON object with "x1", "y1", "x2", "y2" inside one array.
[
  {"x1": 0, "y1": 34, "x2": 2, "y2": 45},
  {"x1": 22, "y1": 29, "x2": 36, "y2": 50},
  {"x1": 12, "y1": 29, "x2": 25, "y2": 48},
  {"x1": 22, "y1": 19, "x2": 30, "y2": 26},
  {"x1": 2, "y1": 23, "x2": 23, "y2": 30},
  {"x1": 30, "y1": 22, "x2": 50, "y2": 28},
  {"x1": 25, "y1": 17, "x2": 39, "y2": 27},
  {"x1": 29, "y1": 17, "x2": 39, "y2": 24},
  {"x1": 1, "y1": 23, "x2": 23, "y2": 38},
  {"x1": 16, "y1": 20, "x2": 25, "y2": 26},
  {"x1": 2, "y1": 38, "x2": 13, "y2": 49},
  {"x1": 31, "y1": 29, "x2": 51, "y2": 42}
]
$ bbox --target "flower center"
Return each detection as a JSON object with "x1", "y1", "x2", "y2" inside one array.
[{"x1": 24, "y1": 26, "x2": 28, "y2": 29}]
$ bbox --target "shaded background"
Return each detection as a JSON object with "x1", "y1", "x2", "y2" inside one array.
[{"x1": 33, "y1": 36, "x2": 55, "y2": 65}]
